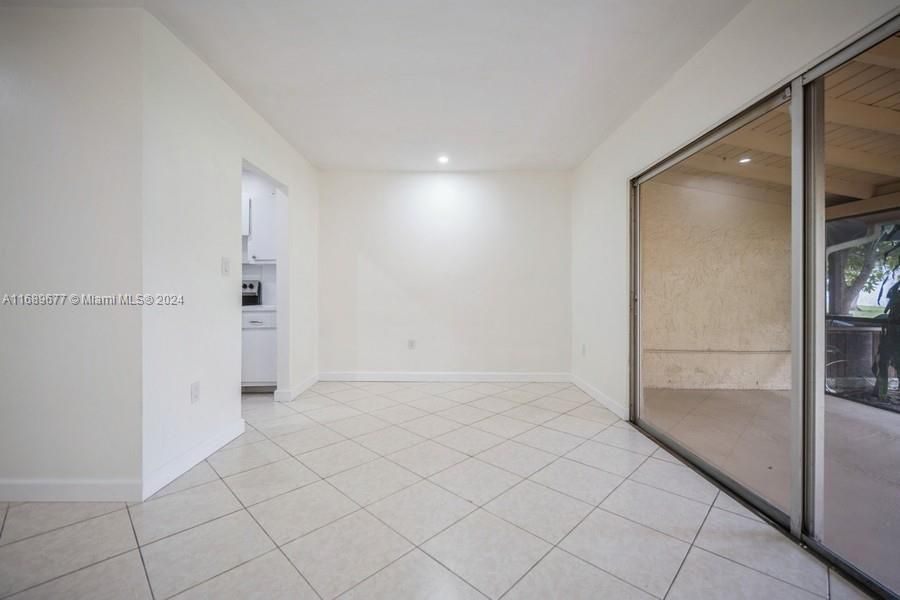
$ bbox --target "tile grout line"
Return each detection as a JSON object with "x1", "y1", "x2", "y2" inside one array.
[
  {"x1": 661, "y1": 489, "x2": 718, "y2": 600},
  {"x1": 0, "y1": 504, "x2": 126, "y2": 550},
  {"x1": 0, "y1": 547, "x2": 139, "y2": 600},
  {"x1": 125, "y1": 502, "x2": 157, "y2": 600}
]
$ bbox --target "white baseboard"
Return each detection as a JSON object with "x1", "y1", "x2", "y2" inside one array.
[
  {"x1": 274, "y1": 374, "x2": 317, "y2": 403},
  {"x1": 141, "y1": 419, "x2": 245, "y2": 500},
  {"x1": 0, "y1": 477, "x2": 142, "y2": 502},
  {"x1": 318, "y1": 371, "x2": 572, "y2": 383},
  {"x1": 571, "y1": 374, "x2": 629, "y2": 420}
]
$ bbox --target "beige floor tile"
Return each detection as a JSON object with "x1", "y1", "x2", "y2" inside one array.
[
  {"x1": 354, "y1": 426, "x2": 426, "y2": 455},
  {"x1": 543, "y1": 414, "x2": 609, "y2": 438},
  {"x1": 142, "y1": 510, "x2": 273, "y2": 599},
  {"x1": 829, "y1": 569, "x2": 872, "y2": 600},
  {"x1": 0, "y1": 501, "x2": 124, "y2": 545},
  {"x1": 275, "y1": 425, "x2": 346, "y2": 456},
  {"x1": 408, "y1": 396, "x2": 459, "y2": 413},
  {"x1": 368, "y1": 480, "x2": 475, "y2": 544},
  {"x1": 466, "y1": 383, "x2": 509, "y2": 395},
  {"x1": 714, "y1": 491, "x2": 763, "y2": 522},
  {"x1": 172, "y1": 550, "x2": 317, "y2": 600},
  {"x1": 379, "y1": 388, "x2": 431, "y2": 404},
  {"x1": 249, "y1": 480, "x2": 359, "y2": 545},
  {"x1": 439, "y1": 388, "x2": 490, "y2": 403},
  {"x1": 411, "y1": 382, "x2": 467, "y2": 395},
  {"x1": 430, "y1": 458, "x2": 521, "y2": 505},
  {"x1": 325, "y1": 388, "x2": 374, "y2": 403},
  {"x1": 327, "y1": 458, "x2": 420, "y2": 506},
  {"x1": 501, "y1": 404, "x2": 558, "y2": 425},
  {"x1": 652, "y1": 446, "x2": 683, "y2": 464},
  {"x1": 341, "y1": 549, "x2": 484, "y2": 599},
  {"x1": 505, "y1": 548, "x2": 653, "y2": 600},
  {"x1": 11, "y1": 550, "x2": 151, "y2": 600},
  {"x1": 434, "y1": 426, "x2": 505, "y2": 455},
  {"x1": 370, "y1": 403, "x2": 429, "y2": 424},
  {"x1": 221, "y1": 428, "x2": 267, "y2": 450},
  {"x1": 146, "y1": 461, "x2": 219, "y2": 501},
  {"x1": 287, "y1": 393, "x2": 341, "y2": 413},
  {"x1": 494, "y1": 389, "x2": 543, "y2": 404},
  {"x1": 593, "y1": 426, "x2": 659, "y2": 455},
  {"x1": 242, "y1": 403, "x2": 297, "y2": 425},
  {"x1": 224, "y1": 458, "x2": 319, "y2": 506},
  {"x1": 0, "y1": 510, "x2": 136, "y2": 598},
  {"x1": 130, "y1": 480, "x2": 242, "y2": 545},
  {"x1": 629, "y1": 457, "x2": 718, "y2": 504},
  {"x1": 469, "y1": 396, "x2": 519, "y2": 413},
  {"x1": 518, "y1": 382, "x2": 569, "y2": 396},
  {"x1": 547, "y1": 388, "x2": 592, "y2": 404},
  {"x1": 667, "y1": 547, "x2": 821, "y2": 600},
  {"x1": 327, "y1": 414, "x2": 391, "y2": 438},
  {"x1": 422, "y1": 509, "x2": 550, "y2": 599},
  {"x1": 207, "y1": 440, "x2": 290, "y2": 478},
  {"x1": 485, "y1": 481, "x2": 591, "y2": 543},
  {"x1": 304, "y1": 405, "x2": 363, "y2": 424},
  {"x1": 530, "y1": 458, "x2": 624, "y2": 505},
  {"x1": 566, "y1": 404, "x2": 619, "y2": 425},
  {"x1": 310, "y1": 381, "x2": 353, "y2": 394},
  {"x1": 282, "y1": 511, "x2": 412, "y2": 598},
  {"x1": 529, "y1": 396, "x2": 582, "y2": 413},
  {"x1": 401, "y1": 415, "x2": 462, "y2": 438},
  {"x1": 436, "y1": 404, "x2": 494, "y2": 425},
  {"x1": 695, "y1": 508, "x2": 828, "y2": 596},
  {"x1": 513, "y1": 426, "x2": 584, "y2": 455},
  {"x1": 298, "y1": 440, "x2": 378, "y2": 477},
  {"x1": 345, "y1": 395, "x2": 399, "y2": 413},
  {"x1": 253, "y1": 413, "x2": 319, "y2": 438},
  {"x1": 477, "y1": 441, "x2": 555, "y2": 477},
  {"x1": 471, "y1": 415, "x2": 535, "y2": 438},
  {"x1": 600, "y1": 481, "x2": 709, "y2": 542},
  {"x1": 560, "y1": 509, "x2": 689, "y2": 598},
  {"x1": 388, "y1": 441, "x2": 467, "y2": 477},
  {"x1": 351, "y1": 382, "x2": 405, "y2": 394},
  {"x1": 565, "y1": 440, "x2": 647, "y2": 477}
]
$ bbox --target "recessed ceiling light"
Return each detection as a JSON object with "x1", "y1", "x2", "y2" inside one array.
[
  {"x1": 738, "y1": 157, "x2": 752, "y2": 164},
  {"x1": 437, "y1": 155, "x2": 450, "y2": 165}
]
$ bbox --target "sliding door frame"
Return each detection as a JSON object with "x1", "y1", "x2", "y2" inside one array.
[{"x1": 629, "y1": 14, "x2": 900, "y2": 600}]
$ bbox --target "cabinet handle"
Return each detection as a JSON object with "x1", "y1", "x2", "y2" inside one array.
[
  {"x1": 248, "y1": 197, "x2": 253, "y2": 236},
  {"x1": 249, "y1": 320, "x2": 263, "y2": 324}
]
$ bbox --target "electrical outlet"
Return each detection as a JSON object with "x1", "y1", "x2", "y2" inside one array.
[
  {"x1": 408, "y1": 339, "x2": 416, "y2": 350},
  {"x1": 190, "y1": 381, "x2": 200, "y2": 404},
  {"x1": 221, "y1": 256, "x2": 231, "y2": 276},
  {"x1": 581, "y1": 344, "x2": 586, "y2": 357}
]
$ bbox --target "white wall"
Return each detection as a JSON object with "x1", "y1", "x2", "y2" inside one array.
[
  {"x1": 319, "y1": 172, "x2": 571, "y2": 379},
  {"x1": 140, "y1": 13, "x2": 319, "y2": 497},
  {"x1": 571, "y1": 0, "x2": 900, "y2": 417},
  {"x1": 0, "y1": 6, "x2": 319, "y2": 500},
  {"x1": 0, "y1": 7, "x2": 144, "y2": 500}
]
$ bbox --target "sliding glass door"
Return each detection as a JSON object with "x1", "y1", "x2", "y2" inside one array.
[{"x1": 631, "y1": 22, "x2": 900, "y2": 598}]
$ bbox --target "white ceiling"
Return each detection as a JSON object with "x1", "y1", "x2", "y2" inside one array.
[{"x1": 58, "y1": 1, "x2": 751, "y2": 170}]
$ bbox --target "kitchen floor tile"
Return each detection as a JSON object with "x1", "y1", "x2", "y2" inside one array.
[
  {"x1": 565, "y1": 440, "x2": 647, "y2": 477},
  {"x1": 370, "y1": 403, "x2": 429, "y2": 424},
  {"x1": 327, "y1": 414, "x2": 391, "y2": 438},
  {"x1": 543, "y1": 415, "x2": 609, "y2": 438},
  {"x1": 11, "y1": 550, "x2": 152, "y2": 600},
  {"x1": 146, "y1": 461, "x2": 219, "y2": 501},
  {"x1": 471, "y1": 415, "x2": 535, "y2": 438},
  {"x1": 0, "y1": 501, "x2": 124, "y2": 546},
  {"x1": 434, "y1": 426, "x2": 505, "y2": 455},
  {"x1": 501, "y1": 404, "x2": 558, "y2": 425},
  {"x1": 298, "y1": 440, "x2": 378, "y2": 477},
  {"x1": 275, "y1": 425, "x2": 346, "y2": 456},
  {"x1": 600, "y1": 480, "x2": 710, "y2": 542},
  {"x1": 629, "y1": 457, "x2": 718, "y2": 504},
  {"x1": 401, "y1": 415, "x2": 462, "y2": 438},
  {"x1": 436, "y1": 404, "x2": 494, "y2": 425},
  {"x1": 513, "y1": 426, "x2": 584, "y2": 455},
  {"x1": 173, "y1": 550, "x2": 317, "y2": 600},
  {"x1": 476, "y1": 441, "x2": 555, "y2": 477},
  {"x1": 130, "y1": 480, "x2": 242, "y2": 545},
  {"x1": 207, "y1": 440, "x2": 290, "y2": 478},
  {"x1": 341, "y1": 549, "x2": 484, "y2": 599},
  {"x1": 354, "y1": 425, "x2": 427, "y2": 455},
  {"x1": 592, "y1": 426, "x2": 659, "y2": 455}
]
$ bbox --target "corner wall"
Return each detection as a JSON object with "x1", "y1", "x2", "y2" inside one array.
[
  {"x1": 140, "y1": 13, "x2": 320, "y2": 497},
  {"x1": 571, "y1": 0, "x2": 900, "y2": 417}
]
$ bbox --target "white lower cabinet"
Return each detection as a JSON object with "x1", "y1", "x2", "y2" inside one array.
[{"x1": 242, "y1": 310, "x2": 276, "y2": 385}]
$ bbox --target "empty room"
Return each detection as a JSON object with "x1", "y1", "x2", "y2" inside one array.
[{"x1": 1, "y1": 1, "x2": 900, "y2": 599}]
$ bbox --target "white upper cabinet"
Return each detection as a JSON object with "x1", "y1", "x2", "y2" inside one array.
[{"x1": 246, "y1": 189, "x2": 278, "y2": 262}]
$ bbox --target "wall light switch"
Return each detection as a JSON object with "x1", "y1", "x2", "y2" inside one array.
[
  {"x1": 190, "y1": 381, "x2": 200, "y2": 404},
  {"x1": 221, "y1": 257, "x2": 231, "y2": 276}
]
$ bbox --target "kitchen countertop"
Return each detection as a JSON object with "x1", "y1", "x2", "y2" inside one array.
[{"x1": 242, "y1": 304, "x2": 276, "y2": 312}]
